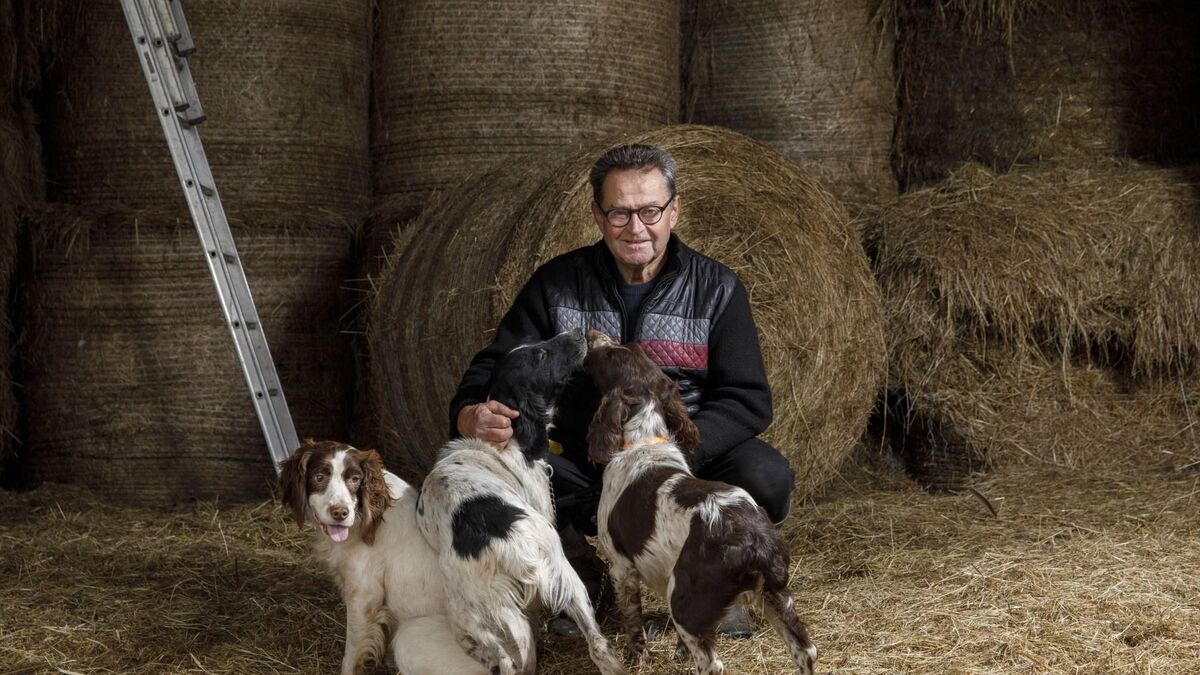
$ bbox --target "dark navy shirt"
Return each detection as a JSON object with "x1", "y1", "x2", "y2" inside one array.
[{"x1": 617, "y1": 279, "x2": 656, "y2": 343}]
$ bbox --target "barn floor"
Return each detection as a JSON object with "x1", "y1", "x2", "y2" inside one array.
[{"x1": 2, "y1": 451, "x2": 1198, "y2": 674}]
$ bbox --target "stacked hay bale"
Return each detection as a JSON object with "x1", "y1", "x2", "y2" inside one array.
[
  {"x1": 364, "y1": 0, "x2": 679, "y2": 265},
  {"x1": 43, "y1": 0, "x2": 369, "y2": 217},
  {"x1": 25, "y1": 0, "x2": 370, "y2": 503},
  {"x1": 0, "y1": 0, "x2": 45, "y2": 480},
  {"x1": 682, "y1": 0, "x2": 896, "y2": 204},
  {"x1": 371, "y1": 0, "x2": 679, "y2": 210},
  {"x1": 358, "y1": 0, "x2": 681, "y2": 446},
  {"x1": 872, "y1": 160, "x2": 1200, "y2": 487},
  {"x1": 23, "y1": 207, "x2": 355, "y2": 500},
  {"x1": 370, "y1": 125, "x2": 885, "y2": 501},
  {"x1": 894, "y1": 0, "x2": 1200, "y2": 187}
]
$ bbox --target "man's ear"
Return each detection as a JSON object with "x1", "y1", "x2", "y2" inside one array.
[
  {"x1": 587, "y1": 391, "x2": 628, "y2": 465},
  {"x1": 667, "y1": 194, "x2": 680, "y2": 231}
]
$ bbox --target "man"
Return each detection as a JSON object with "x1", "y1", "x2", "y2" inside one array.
[{"x1": 449, "y1": 143, "x2": 796, "y2": 636}]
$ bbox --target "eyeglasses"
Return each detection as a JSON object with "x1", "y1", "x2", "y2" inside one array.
[{"x1": 600, "y1": 195, "x2": 675, "y2": 228}]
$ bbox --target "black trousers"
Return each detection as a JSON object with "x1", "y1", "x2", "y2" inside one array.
[{"x1": 548, "y1": 437, "x2": 796, "y2": 537}]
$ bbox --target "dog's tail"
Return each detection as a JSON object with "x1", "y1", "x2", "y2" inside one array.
[
  {"x1": 537, "y1": 539, "x2": 586, "y2": 616},
  {"x1": 487, "y1": 513, "x2": 551, "y2": 608}
]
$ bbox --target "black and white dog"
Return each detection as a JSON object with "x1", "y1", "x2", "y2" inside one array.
[{"x1": 417, "y1": 331, "x2": 625, "y2": 675}]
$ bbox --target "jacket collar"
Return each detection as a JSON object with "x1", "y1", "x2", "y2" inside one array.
[{"x1": 591, "y1": 233, "x2": 689, "y2": 285}]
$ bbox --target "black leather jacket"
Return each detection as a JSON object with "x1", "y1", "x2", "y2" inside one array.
[{"x1": 449, "y1": 234, "x2": 772, "y2": 468}]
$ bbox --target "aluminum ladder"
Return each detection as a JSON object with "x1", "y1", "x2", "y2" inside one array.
[{"x1": 119, "y1": 0, "x2": 299, "y2": 473}]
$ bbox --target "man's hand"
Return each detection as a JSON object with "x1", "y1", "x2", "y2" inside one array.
[{"x1": 457, "y1": 401, "x2": 520, "y2": 449}]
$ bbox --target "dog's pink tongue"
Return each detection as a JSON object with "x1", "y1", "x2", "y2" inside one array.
[{"x1": 323, "y1": 524, "x2": 350, "y2": 543}]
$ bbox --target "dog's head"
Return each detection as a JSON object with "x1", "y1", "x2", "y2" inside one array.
[
  {"x1": 278, "y1": 439, "x2": 392, "y2": 545},
  {"x1": 489, "y1": 330, "x2": 587, "y2": 458},
  {"x1": 583, "y1": 330, "x2": 699, "y2": 464}
]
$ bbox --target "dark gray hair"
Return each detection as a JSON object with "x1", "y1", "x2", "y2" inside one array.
[{"x1": 588, "y1": 143, "x2": 677, "y2": 207}]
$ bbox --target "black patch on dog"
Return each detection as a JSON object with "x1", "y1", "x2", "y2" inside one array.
[
  {"x1": 608, "y1": 466, "x2": 683, "y2": 559},
  {"x1": 451, "y1": 494, "x2": 527, "y2": 560}
]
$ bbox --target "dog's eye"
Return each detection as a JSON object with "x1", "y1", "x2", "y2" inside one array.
[{"x1": 347, "y1": 474, "x2": 361, "y2": 485}]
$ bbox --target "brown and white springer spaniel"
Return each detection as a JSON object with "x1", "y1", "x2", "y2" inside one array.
[
  {"x1": 279, "y1": 439, "x2": 486, "y2": 675},
  {"x1": 584, "y1": 332, "x2": 817, "y2": 675}
]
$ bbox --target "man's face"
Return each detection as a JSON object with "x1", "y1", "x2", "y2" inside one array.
[{"x1": 591, "y1": 167, "x2": 679, "y2": 284}]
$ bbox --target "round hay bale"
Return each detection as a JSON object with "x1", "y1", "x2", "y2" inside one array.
[
  {"x1": 873, "y1": 159, "x2": 1200, "y2": 378},
  {"x1": 22, "y1": 205, "x2": 355, "y2": 505},
  {"x1": 370, "y1": 0, "x2": 679, "y2": 207},
  {"x1": 893, "y1": 0, "x2": 1200, "y2": 186},
  {"x1": 347, "y1": 196, "x2": 429, "y2": 451},
  {"x1": 682, "y1": 0, "x2": 896, "y2": 204},
  {"x1": 367, "y1": 165, "x2": 549, "y2": 480},
  {"x1": 371, "y1": 125, "x2": 885, "y2": 500},
  {"x1": 42, "y1": 0, "x2": 371, "y2": 219}
]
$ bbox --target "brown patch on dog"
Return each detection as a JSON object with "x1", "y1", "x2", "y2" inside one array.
[
  {"x1": 585, "y1": 340, "x2": 701, "y2": 458},
  {"x1": 669, "y1": 501, "x2": 791, "y2": 639},
  {"x1": 608, "y1": 466, "x2": 683, "y2": 559},
  {"x1": 279, "y1": 439, "x2": 337, "y2": 523},
  {"x1": 351, "y1": 448, "x2": 393, "y2": 545},
  {"x1": 671, "y1": 475, "x2": 734, "y2": 510},
  {"x1": 278, "y1": 440, "x2": 394, "y2": 544}
]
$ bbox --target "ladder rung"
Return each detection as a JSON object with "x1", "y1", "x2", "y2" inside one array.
[{"x1": 179, "y1": 106, "x2": 206, "y2": 126}]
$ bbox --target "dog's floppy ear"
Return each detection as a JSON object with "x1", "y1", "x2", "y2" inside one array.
[
  {"x1": 587, "y1": 390, "x2": 628, "y2": 464},
  {"x1": 356, "y1": 449, "x2": 392, "y2": 545},
  {"x1": 655, "y1": 375, "x2": 700, "y2": 454},
  {"x1": 278, "y1": 444, "x2": 313, "y2": 524},
  {"x1": 511, "y1": 403, "x2": 550, "y2": 459}
]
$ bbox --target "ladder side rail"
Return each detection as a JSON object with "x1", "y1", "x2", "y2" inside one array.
[{"x1": 120, "y1": 0, "x2": 300, "y2": 472}]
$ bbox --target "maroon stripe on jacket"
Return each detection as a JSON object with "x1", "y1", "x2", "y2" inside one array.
[{"x1": 637, "y1": 340, "x2": 708, "y2": 370}]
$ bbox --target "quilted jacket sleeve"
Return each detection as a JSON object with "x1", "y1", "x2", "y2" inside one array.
[{"x1": 688, "y1": 277, "x2": 773, "y2": 468}]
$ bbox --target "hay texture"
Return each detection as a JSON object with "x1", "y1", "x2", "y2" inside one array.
[
  {"x1": 371, "y1": 125, "x2": 885, "y2": 500},
  {"x1": 877, "y1": 160, "x2": 1200, "y2": 377},
  {"x1": 894, "y1": 0, "x2": 1200, "y2": 187},
  {"x1": 41, "y1": 0, "x2": 371, "y2": 219},
  {"x1": 370, "y1": 0, "x2": 679, "y2": 207},
  {"x1": 22, "y1": 206, "x2": 355, "y2": 505},
  {"x1": 682, "y1": 0, "x2": 897, "y2": 204},
  {"x1": 873, "y1": 160, "x2": 1200, "y2": 481},
  {"x1": 3, "y1": 456, "x2": 1199, "y2": 672}
]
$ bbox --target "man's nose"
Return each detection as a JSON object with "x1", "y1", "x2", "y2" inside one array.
[{"x1": 626, "y1": 214, "x2": 647, "y2": 232}]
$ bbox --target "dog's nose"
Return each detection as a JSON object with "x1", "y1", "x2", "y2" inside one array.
[{"x1": 329, "y1": 504, "x2": 350, "y2": 522}]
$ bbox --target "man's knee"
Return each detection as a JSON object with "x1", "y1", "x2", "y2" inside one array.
[
  {"x1": 698, "y1": 438, "x2": 795, "y2": 523},
  {"x1": 547, "y1": 454, "x2": 603, "y2": 535}
]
